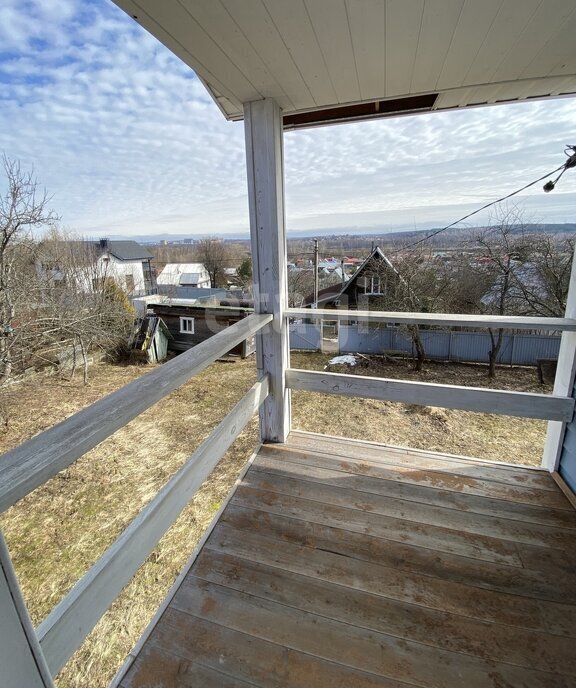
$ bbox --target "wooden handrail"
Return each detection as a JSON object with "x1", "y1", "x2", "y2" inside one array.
[
  {"x1": 286, "y1": 307, "x2": 576, "y2": 331},
  {"x1": 0, "y1": 313, "x2": 272, "y2": 513},
  {"x1": 37, "y1": 377, "x2": 269, "y2": 676},
  {"x1": 286, "y1": 369, "x2": 575, "y2": 422}
]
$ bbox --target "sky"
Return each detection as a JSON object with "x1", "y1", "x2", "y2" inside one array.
[{"x1": 1, "y1": 0, "x2": 576, "y2": 239}]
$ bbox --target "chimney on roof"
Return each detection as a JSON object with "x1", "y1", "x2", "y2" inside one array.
[{"x1": 99, "y1": 238, "x2": 109, "y2": 251}]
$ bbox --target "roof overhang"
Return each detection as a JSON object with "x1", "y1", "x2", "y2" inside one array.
[{"x1": 113, "y1": 0, "x2": 576, "y2": 128}]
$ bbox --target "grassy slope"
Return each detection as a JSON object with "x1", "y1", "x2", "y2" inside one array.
[{"x1": 0, "y1": 352, "x2": 550, "y2": 686}]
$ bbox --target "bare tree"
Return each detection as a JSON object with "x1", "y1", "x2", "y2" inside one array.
[
  {"x1": 0, "y1": 156, "x2": 58, "y2": 384},
  {"x1": 511, "y1": 234, "x2": 574, "y2": 318},
  {"x1": 193, "y1": 237, "x2": 233, "y2": 288},
  {"x1": 473, "y1": 206, "x2": 532, "y2": 377},
  {"x1": 37, "y1": 231, "x2": 135, "y2": 382}
]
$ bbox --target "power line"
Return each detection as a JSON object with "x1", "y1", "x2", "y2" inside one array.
[{"x1": 390, "y1": 145, "x2": 576, "y2": 254}]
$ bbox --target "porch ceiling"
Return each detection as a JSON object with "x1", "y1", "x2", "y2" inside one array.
[{"x1": 112, "y1": 0, "x2": 576, "y2": 126}]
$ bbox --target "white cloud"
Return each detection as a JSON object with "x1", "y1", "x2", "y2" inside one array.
[{"x1": 0, "y1": 0, "x2": 575, "y2": 238}]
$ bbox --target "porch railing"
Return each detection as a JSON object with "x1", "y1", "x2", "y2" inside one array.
[
  {"x1": 0, "y1": 313, "x2": 272, "y2": 683},
  {"x1": 285, "y1": 307, "x2": 576, "y2": 424}
]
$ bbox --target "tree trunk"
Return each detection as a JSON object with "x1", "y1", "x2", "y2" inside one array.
[
  {"x1": 409, "y1": 325, "x2": 426, "y2": 372},
  {"x1": 488, "y1": 327, "x2": 503, "y2": 378},
  {"x1": 79, "y1": 336, "x2": 89, "y2": 384}
]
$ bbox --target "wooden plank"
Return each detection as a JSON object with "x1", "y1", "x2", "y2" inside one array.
[
  {"x1": 284, "y1": 433, "x2": 557, "y2": 490},
  {"x1": 124, "y1": 615, "x2": 407, "y2": 688},
  {"x1": 220, "y1": 504, "x2": 576, "y2": 606},
  {"x1": 257, "y1": 445, "x2": 576, "y2": 525},
  {"x1": 223, "y1": 0, "x2": 316, "y2": 111},
  {"x1": 244, "y1": 99, "x2": 290, "y2": 443},
  {"x1": 209, "y1": 521, "x2": 576, "y2": 635},
  {"x1": 247, "y1": 460, "x2": 576, "y2": 549},
  {"x1": 0, "y1": 535, "x2": 53, "y2": 688},
  {"x1": 121, "y1": 654, "x2": 258, "y2": 688},
  {"x1": 410, "y1": 0, "x2": 464, "y2": 94},
  {"x1": 287, "y1": 306, "x2": 576, "y2": 331},
  {"x1": 263, "y1": 0, "x2": 338, "y2": 106},
  {"x1": 305, "y1": 0, "x2": 361, "y2": 103},
  {"x1": 345, "y1": 0, "x2": 385, "y2": 100},
  {"x1": 185, "y1": 0, "x2": 293, "y2": 109},
  {"x1": 463, "y1": 0, "x2": 541, "y2": 86},
  {"x1": 110, "y1": 444, "x2": 265, "y2": 688},
  {"x1": 257, "y1": 441, "x2": 571, "y2": 509},
  {"x1": 290, "y1": 429, "x2": 555, "y2": 474},
  {"x1": 436, "y1": 0, "x2": 502, "y2": 89},
  {"x1": 192, "y1": 548, "x2": 576, "y2": 675},
  {"x1": 0, "y1": 313, "x2": 272, "y2": 513},
  {"x1": 492, "y1": 0, "x2": 576, "y2": 83},
  {"x1": 232, "y1": 483, "x2": 524, "y2": 566},
  {"x1": 169, "y1": 578, "x2": 573, "y2": 688},
  {"x1": 552, "y1": 471, "x2": 576, "y2": 510},
  {"x1": 385, "y1": 0, "x2": 424, "y2": 96},
  {"x1": 36, "y1": 379, "x2": 269, "y2": 677},
  {"x1": 543, "y1": 224, "x2": 576, "y2": 470},
  {"x1": 286, "y1": 368, "x2": 575, "y2": 422}
]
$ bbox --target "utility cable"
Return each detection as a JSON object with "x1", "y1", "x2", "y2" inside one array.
[{"x1": 390, "y1": 145, "x2": 576, "y2": 254}]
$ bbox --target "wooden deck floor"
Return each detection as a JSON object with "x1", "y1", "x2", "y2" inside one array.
[{"x1": 117, "y1": 432, "x2": 576, "y2": 688}]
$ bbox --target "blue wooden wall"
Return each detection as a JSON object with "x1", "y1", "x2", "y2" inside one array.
[{"x1": 559, "y1": 380, "x2": 576, "y2": 492}]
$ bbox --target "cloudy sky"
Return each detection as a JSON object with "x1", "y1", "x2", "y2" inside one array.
[{"x1": 1, "y1": 0, "x2": 575, "y2": 239}]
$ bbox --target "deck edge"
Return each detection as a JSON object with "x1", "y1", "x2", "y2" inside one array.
[
  {"x1": 551, "y1": 471, "x2": 576, "y2": 511},
  {"x1": 109, "y1": 442, "x2": 263, "y2": 688},
  {"x1": 289, "y1": 430, "x2": 548, "y2": 472}
]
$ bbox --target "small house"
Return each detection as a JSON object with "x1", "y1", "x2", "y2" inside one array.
[
  {"x1": 156, "y1": 263, "x2": 211, "y2": 289},
  {"x1": 145, "y1": 301, "x2": 256, "y2": 357},
  {"x1": 304, "y1": 245, "x2": 405, "y2": 309},
  {"x1": 36, "y1": 238, "x2": 156, "y2": 296}
]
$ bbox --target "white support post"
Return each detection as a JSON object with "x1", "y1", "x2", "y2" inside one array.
[
  {"x1": 0, "y1": 533, "x2": 54, "y2": 687},
  {"x1": 244, "y1": 98, "x2": 290, "y2": 442},
  {"x1": 542, "y1": 253, "x2": 576, "y2": 471}
]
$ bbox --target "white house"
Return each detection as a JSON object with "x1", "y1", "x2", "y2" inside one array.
[
  {"x1": 156, "y1": 263, "x2": 211, "y2": 289},
  {"x1": 37, "y1": 238, "x2": 156, "y2": 296},
  {"x1": 93, "y1": 239, "x2": 155, "y2": 295}
]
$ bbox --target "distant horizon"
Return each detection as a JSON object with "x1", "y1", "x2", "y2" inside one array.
[{"x1": 99, "y1": 220, "x2": 576, "y2": 245}]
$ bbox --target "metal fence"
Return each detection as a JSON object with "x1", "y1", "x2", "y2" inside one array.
[
  {"x1": 339, "y1": 326, "x2": 560, "y2": 365},
  {"x1": 290, "y1": 323, "x2": 561, "y2": 365},
  {"x1": 289, "y1": 323, "x2": 323, "y2": 351}
]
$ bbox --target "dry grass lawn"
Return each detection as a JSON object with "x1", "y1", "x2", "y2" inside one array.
[{"x1": 0, "y1": 351, "x2": 551, "y2": 686}]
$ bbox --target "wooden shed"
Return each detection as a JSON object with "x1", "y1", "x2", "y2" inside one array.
[
  {"x1": 131, "y1": 316, "x2": 172, "y2": 364},
  {"x1": 146, "y1": 302, "x2": 256, "y2": 358}
]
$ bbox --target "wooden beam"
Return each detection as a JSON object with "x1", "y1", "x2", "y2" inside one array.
[
  {"x1": 542, "y1": 255, "x2": 576, "y2": 470},
  {"x1": 287, "y1": 307, "x2": 576, "y2": 331},
  {"x1": 37, "y1": 377, "x2": 269, "y2": 677},
  {"x1": 0, "y1": 534, "x2": 53, "y2": 687},
  {"x1": 244, "y1": 99, "x2": 290, "y2": 442},
  {"x1": 0, "y1": 313, "x2": 271, "y2": 514},
  {"x1": 286, "y1": 369, "x2": 574, "y2": 422}
]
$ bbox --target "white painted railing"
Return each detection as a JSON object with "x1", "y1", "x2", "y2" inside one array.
[
  {"x1": 285, "y1": 308, "x2": 576, "y2": 424},
  {"x1": 0, "y1": 313, "x2": 272, "y2": 685},
  {"x1": 287, "y1": 307, "x2": 576, "y2": 331}
]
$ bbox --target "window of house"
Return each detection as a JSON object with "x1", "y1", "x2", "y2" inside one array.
[
  {"x1": 125, "y1": 274, "x2": 135, "y2": 292},
  {"x1": 371, "y1": 276, "x2": 381, "y2": 293},
  {"x1": 180, "y1": 317, "x2": 195, "y2": 334}
]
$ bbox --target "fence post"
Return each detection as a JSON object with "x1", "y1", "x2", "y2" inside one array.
[
  {"x1": 510, "y1": 334, "x2": 517, "y2": 367},
  {"x1": 0, "y1": 533, "x2": 54, "y2": 687}
]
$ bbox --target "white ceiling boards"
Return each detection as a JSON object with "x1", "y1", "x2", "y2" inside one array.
[{"x1": 112, "y1": 0, "x2": 576, "y2": 126}]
